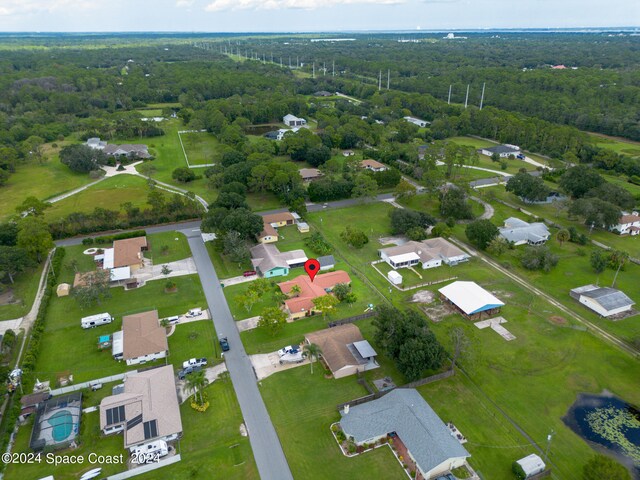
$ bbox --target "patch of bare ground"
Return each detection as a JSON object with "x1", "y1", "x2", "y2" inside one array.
[
  {"x1": 549, "y1": 315, "x2": 567, "y2": 325},
  {"x1": 409, "y1": 290, "x2": 435, "y2": 304}
]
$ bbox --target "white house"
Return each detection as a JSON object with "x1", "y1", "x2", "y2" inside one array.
[
  {"x1": 403, "y1": 116, "x2": 430, "y2": 128},
  {"x1": 499, "y1": 217, "x2": 550, "y2": 246},
  {"x1": 283, "y1": 114, "x2": 307, "y2": 127},
  {"x1": 570, "y1": 285, "x2": 635, "y2": 317},
  {"x1": 379, "y1": 238, "x2": 470, "y2": 270},
  {"x1": 610, "y1": 212, "x2": 640, "y2": 235},
  {"x1": 360, "y1": 159, "x2": 388, "y2": 172},
  {"x1": 480, "y1": 145, "x2": 520, "y2": 158}
]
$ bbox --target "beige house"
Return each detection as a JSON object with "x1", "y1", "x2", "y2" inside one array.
[
  {"x1": 262, "y1": 212, "x2": 296, "y2": 228},
  {"x1": 102, "y1": 236, "x2": 148, "y2": 273},
  {"x1": 100, "y1": 365, "x2": 182, "y2": 450},
  {"x1": 113, "y1": 310, "x2": 168, "y2": 366},
  {"x1": 360, "y1": 159, "x2": 387, "y2": 172},
  {"x1": 299, "y1": 168, "x2": 324, "y2": 183},
  {"x1": 305, "y1": 324, "x2": 378, "y2": 378},
  {"x1": 257, "y1": 223, "x2": 279, "y2": 244}
]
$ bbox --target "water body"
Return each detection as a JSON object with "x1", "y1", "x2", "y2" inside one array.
[{"x1": 563, "y1": 393, "x2": 640, "y2": 478}]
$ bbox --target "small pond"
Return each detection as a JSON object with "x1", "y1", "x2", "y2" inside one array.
[{"x1": 563, "y1": 393, "x2": 640, "y2": 477}]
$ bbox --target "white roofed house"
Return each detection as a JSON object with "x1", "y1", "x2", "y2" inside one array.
[
  {"x1": 378, "y1": 238, "x2": 470, "y2": 270},
  {"x1": 499, "y1": 218, "x2": 550, "y2": 246},
  {"x1": 570, "y1": 285, "x2": 635, "y2": 317},
  {"x1": 403, "y1": 116, "x2": 430, "y2": 128},
  {"x1": 283, "y1": 114, "x2": 307, "y2": 127},
  {"x1": 610, "y1": 212, "x2": 640, "y2": 236}
]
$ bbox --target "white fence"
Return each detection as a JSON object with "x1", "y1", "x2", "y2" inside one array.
[
  {"x1": 49, "y1": 372, "x2": 134, "y2": 396},
  {"x1": 106, "y1": 454, "x2": 181, "y2": 479}
]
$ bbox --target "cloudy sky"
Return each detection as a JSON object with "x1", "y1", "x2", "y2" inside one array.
[{"x1": 0, "y1": 0, "x2": 636, "y2": 32}]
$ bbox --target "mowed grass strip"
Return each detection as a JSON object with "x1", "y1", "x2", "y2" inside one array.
[{"x1": 145, "y1": 231, "x2": 192, "y2": 264}]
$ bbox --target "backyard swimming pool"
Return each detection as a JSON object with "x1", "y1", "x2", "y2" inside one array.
[{"x1": 48, "y1": 410, "x2": 74, "y2": 442}]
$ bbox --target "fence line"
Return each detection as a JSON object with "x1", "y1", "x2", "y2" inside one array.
[
  {"x1": 177, "y1": 130, "x2": 216, "y2": 169},
  {"x1": 106, "y1": 454, "x2": 182, "y2": 480},
  {"x1": 370, "y1": 261, "x2": 457, "y2": 291},
  {"x1": 49, "y1": 372, "x2": 133, "y2": 396},
  {"x1": 327, "y1": 311, "x2": 376, "y2": 327}
]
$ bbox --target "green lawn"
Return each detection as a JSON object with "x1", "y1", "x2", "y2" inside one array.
[
  {"x1": 168, "y1": 320, "x2": 221, "y2": 370},
  {"x1": 145, "y1": 231, "x2": 192, "y2": 264},
  {"x1": 0, "y1": 261, "x2": 45, "y2": 321},
  {"x1": 206, "y1": 242, "x2": 252, "y2": 280},
  {"x1": 589, "y1": 133, "x2": 640, "y2": 159},
  {"x1": 44, "y1": 174, "x2": 161, "y2": 221},
  {"x1": 0, "y1": 148, "x2": 93, "y2": 221},
  {"x1": 260, "y1": 366, "x2": 406, "y2": 480},
  {"x1": 35, "y1": 274, "x2": 207, "y2": 385},
  {"x1": 179, "y1": 131, "x2": 221, "y2": 166}
]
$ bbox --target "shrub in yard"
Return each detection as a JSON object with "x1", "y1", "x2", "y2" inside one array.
[
  {"x1": 82, "y1": 237, "x2": 94, "y2": 245},
  {"x1": 512, "y1": 461, "x2": 526, "y2": 480},
  {"x1": 347, "y1": 442, "x2": 357, "y2": 454}
]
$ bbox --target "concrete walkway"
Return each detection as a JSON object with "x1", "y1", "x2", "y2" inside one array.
[
  {"x1": 102, "y1": 161, "x2": 144, "y2": 177},
  {"x1": 236, "y1": 316, "x2": 260, "y2": 332},
  {"x1": 221, "y1": 274, "x2": 258, "y2": 287},
  {"x1": 436, "y1": 160, "x2": 513, "y2": 177},
  {"x1": 134, "y1": 257, "x2": 198, "y2": 285},
  {"x1": 46, "y1": 178, "x2": 105, "y2": 204},
  {"x1": 0, "y1": 319, "x2": 22, "y2": 336},
  {"x1": 177, "y1": 363, "x2": 228, "y2": 403}
]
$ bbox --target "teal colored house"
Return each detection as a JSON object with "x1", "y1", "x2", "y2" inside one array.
[{"x1": 250, "y1": 244, "x2": 307, "y2": 279}]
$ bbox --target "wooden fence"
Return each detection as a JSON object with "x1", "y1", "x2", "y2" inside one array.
[{"x1": 327, "y1": 310, "x2": 377, "y2": 328}]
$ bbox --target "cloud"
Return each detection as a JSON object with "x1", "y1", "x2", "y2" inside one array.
[
  {"x1": 0, "y1": 0, "x2": 95, "y2": 16},
  {"x1": 204, "y1": 0, "x2": 404, "y2": 12}
]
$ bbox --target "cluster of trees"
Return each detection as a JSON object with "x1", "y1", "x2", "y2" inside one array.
[
  {"x1": 304, "y1": 232, "x2": 333, "y2": 256},
  {"x1": 520, "y1": 246, "x2": 559, "y2": 272},
  {"x1": 201, "y1": 183, "x2": 264, "y2": 240},
  {"x1": 340, "y1": 226, "x2": 369, "y2": 249},
  {"x1": 59, "y1": 144, "x2": 109, "y2": 173},
  {"x1": 235, "y1": 278, "x2": 271, "y2": 315},
  {"x1": 440, "y1": 187, "x2": 474, "y2": 220},
  {"x1": 0, "y1": 219, "x2": 51, "y2": 291},
  {"x1": 506, "y1": 172, "x2": 551, "y2": 203},
  {"x1": 465, "y1": 219, "x2": 499, "y2": 250},
  {"x1": 389, "y1": 209, "x2": 435, "y2": 241},
  {"x1": 373, "y1": 304, "x2": 445, "y2": 381},
  {"x1": 590, "y1": 248, "x2": 630, "y2": 274}
]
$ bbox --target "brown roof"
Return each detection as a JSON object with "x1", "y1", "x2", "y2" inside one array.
[
  {"x1": 299, "y1": 168, "x2": 323, "y2": 180},
  {"x1": 122, "y1": 310, "x2": 167, "y2": 360},
  {"x1": 361, "y1": 159, "x2": 386, "y2": 169},
  {"x1": 258, "y1": 223, "x2": 278, "y2": 240},
  {"x1": 113, "y1": 236, "x2": 147, "y2": 268},
  {"x1": 619, "y1": 214, "x2": 640, "y2": 224},
  {"x1": 305, "y1": 324, "x2": 364, "y2": 374},
  {"x1": 262, "y1": 212, "x2": 295, "y2": 224},
  {"x1": 99, "y1": 365, "x2": 182, "y2": 448},
  {"x1": 20, "y1": 392, "x2": 50, "y2": 408}
]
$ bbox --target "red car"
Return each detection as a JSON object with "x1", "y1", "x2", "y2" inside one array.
[{"x1": 243, "y1": 270, "x2": 257, "y2": 277}]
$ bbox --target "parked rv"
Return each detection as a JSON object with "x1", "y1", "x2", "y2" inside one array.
[
  {"x1": 81, "y1": 313, "x2": 113, "y2": 329},
  {"x1": 131, "y1": 440, "x2": 169, "y2": 463}
]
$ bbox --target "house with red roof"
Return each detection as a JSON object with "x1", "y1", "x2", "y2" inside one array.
[{"x1": 278, "y1": 271, "x2": 351, "y2": 320}]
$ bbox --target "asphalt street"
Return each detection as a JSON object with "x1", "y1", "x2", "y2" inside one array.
[{"x1": 183, "y1": 228, "x2": 294, "y2": 480}]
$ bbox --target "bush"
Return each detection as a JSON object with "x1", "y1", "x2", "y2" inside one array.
[
  {"x1": 94, "y1": 230, "x2": 146, "y2": 244},
  {"x1": 172, "y1": 167, "x2": 196, "y2": 183},
  {"x1": 82, "y1": 237, "x2": 94, "y2": 245},
  {"x1": 512, "y1": 461, "x2": 526, "y2": 480}
]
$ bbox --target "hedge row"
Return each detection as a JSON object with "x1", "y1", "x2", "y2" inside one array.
[
  {"x1": 0, "y1": 247, "x2": 65, "y2": 468},
  {"x1": 83, "y1": 229, "x2": 147, "y2": 245}
]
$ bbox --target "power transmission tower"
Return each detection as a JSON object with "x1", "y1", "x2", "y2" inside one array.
[
  {"x1": 448, "y1": 84, "x2": 452, "y2": 104},
  {"x1": 332, "y1": 59, "x2": 335, "y2": 76},
  {"x1": 464, "y1": 84, "x2": 469, "y2": 109},
  {"x1": 480, "y1": 82, "x2": 486, "y2": 109},
  {"x1": 378, "y1": 70, "x2": 382, "y2": 90}
]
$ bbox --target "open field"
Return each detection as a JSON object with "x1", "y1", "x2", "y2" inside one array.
[
  {"x1": 0, "y1": 261, "x2": 45, "y2": 321},
  {"x1": 34, "y1": 274, "x2": 209, "y2": 385},
  {"x1": 589, "y1": 132, "x2": 640, "y2": 159},
  {"x1": 145, "y1": 231, "x2": 192, "y2": 264},
  {"x1": 179, "y1": 131, "x2": 220, "y2": 166}
]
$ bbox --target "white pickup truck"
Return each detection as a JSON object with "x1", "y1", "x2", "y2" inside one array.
[
  {"x1": 182, "y1": 357, "x2": 207, "y2": 369},
  {"x1": 279, "y1": 351, "x2": 305, "y2": 365}
]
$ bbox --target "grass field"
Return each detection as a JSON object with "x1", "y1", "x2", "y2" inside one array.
[
  {"x1": 0, "y1": 148, "x2": 93, "y2": 220},
  {"x1": 35, "y1": 274, "x2": 208, "y2": 385},
  {"x1": 589, "y1": 133, "x2": 640, "y2": 159},
  {"x1": 44, "y1": 175, "x2": 158, "y2": 221},
  {"x1": 179, "y1": 131, "x2": 220, "y2": 166},
  {"x1": 145, "y1": 231, "x2": 192, "y2": 264},
  {"x1": 0, "y1": 261, "x2": 45, "y2": 321}
]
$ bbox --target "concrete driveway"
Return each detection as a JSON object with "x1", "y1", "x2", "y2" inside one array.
[
  {"x1": 177, "y1": 362, "x2": 228, "y2": 403},
  {"x1": 134, "y1": 257, "x2": 198, "y2": 285},
  {"x1": 251, "y1": 351, "x2": 309, "y2": 381}
]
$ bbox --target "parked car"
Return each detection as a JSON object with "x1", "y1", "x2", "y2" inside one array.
[
  {"x1": 219, "y1": 337, "x2": 230, "y2": 352},
  {"x1": 89, "y1": 382, "x2": 103, "y2": 391},
  {"x1": 177, "y1": 365, "x2": 202, "y2": 380},
  {"x1": 279, "y1": 351, "x2": 305, "y2": 364},
  {"x1": 516, "y1": 153, "x2": 525, "y2": 160},
  {"x1": 243, "y1": 270, "x2": 257, "y2": 277},
  {"x1": 165, "y1": 315, "x2": 180, "y2": 325},
  {"x1": 182, "y1": 358, "x2": 207, "y2": 369},
  {"x1": 277, "y1": 345, "x2": 299, "y2": 357},
  {"x1": 186, "y1": 308, "x2": 203, "y2": 318}
]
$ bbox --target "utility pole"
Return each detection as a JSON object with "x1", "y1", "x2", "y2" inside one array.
[
  {"x1": 323, "y1": 62, "x2": 326, "y2": 76},
  {"x1": 448, "y1": 84, "x2": 452, "y2": 104},
  {"x1": 387, "y1": 69, "x2": 390, "y2": 90},
  {"x1": 289, "y1": 56, "x2": 291, "y2": 68},
  {"x1": 378, "y1": 70, "x2": 382, "y2": 90},
  {"x1": 296, "y1": 56, "x2": 299, "y2": 68},
  {"x1": 280, "y1": 57, "x2": 282, "y2": 67},
  {"x1": 480, "y1": 82, "x2": 486, "y2": 110},
  {"x1": 464, "y1": 84, "x2": 470, "y2": 109},
  {"x1": 312, "y1": 63, "x2": 315, "y2": 78},
  {"x1": 332, "y1": 59, "x2": 335, "y2": 77}
]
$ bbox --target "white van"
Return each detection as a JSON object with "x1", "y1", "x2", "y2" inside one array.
[
  {"x1": 81, "y1": 313, "x2": 113, "y2": 329},
  {"x1": 185, "y1": 308, "x2": 202, "y2": 318}
]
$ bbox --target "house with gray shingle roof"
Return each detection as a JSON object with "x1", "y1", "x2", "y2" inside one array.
[
  {"x1": 499, "y1": 217, "x2": 550, "y2": 246},
  {"x1": 378, "y1": 237, "x2": 470, "y2": 270},
  {"x1": 340, "y1": 389, "x2": 470, "y2": 479},
  {"x1": 570, "y1": 285, "x2": 635, "y2": 317}
]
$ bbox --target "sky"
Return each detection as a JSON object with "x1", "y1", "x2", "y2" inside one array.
[{"x1": 0, "y1": 0, "x2": 636, "y2": 32}]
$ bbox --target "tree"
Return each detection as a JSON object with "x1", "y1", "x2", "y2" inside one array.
[
  {"x1": 430, "y1": 222, "x2": 451, "y2": 238},
  {"x1": 556, "y1": 229, "x2": 570, "y2": 247},
  {"x1": 161, "y1": 264, "x2": 172, "y2": 276},
  {"x1": 333, "y1": 283, "x2": 351, "y2": 302},
  {"x1": 520, "y1": 246, "x2": 559, "y2": 272},
  {"x1": 202, "y1": 207, "x2": 263, "y2": 239},
  {"x1": 222, "y1": 231, "x2": 250, "y2": 264},
  {"x1": 312, "y1": 294, "x2": 340, "y2": 319},
  {"x1": 585, "y1": 183, "x2": 635, "y2": 210},
  {"x1": 59, "y1": 144, "x2": 108, "y2": 173},
  {"x1": 212, "y1": 192, "x2": 248, "y2": 210},
  {"x1": 398, "y1": 332, "x2": 445, "y2": 381},
  {"x1": 289, "y1": 284, "x2": 302, "y2": 297},
  {"x1": 389, "y1": 209, "x2": 435, "y2": 235},
  {"x1": 257, "y1": 306, "x2": 287, "y2": 336},
  {"x1": 306, "y1": 145, "x2": 331, "y2": 167},
  {"x1": 15, "y1": 196, "x2": 51, "y2": 217},
  {"x1": 172, "y1": 167, "x2": 196, "y2": 183},
  {"x1": 590, "y1": 249, "x2": 608, "y2": 274},
  {"x1": 17, "y1": 216, "x2": 54, "y2": 262},
  {"x1": 559, "y1": 166, "x2": 604, "y2": 198},
  {"x1": 465, "y1": 220, "x2": 499, "y2": 250},
  {"x1": 340, "y1": 226, "x2": 369, "y2": 249},
  {"x1": 72, "y1": 269, "x2": 112, "y2": 309},
  {"x1": 0, "y1": 246, "x2": 32, "y2": 284},
  {"x1": 569, "y1": 198, "x2": 621, "y2": 230},
  {"x1": 406, "y1": 226, "x2": 427, "y2": 241},
  {"x1": 352, "y1": 173, "x2": 379, "y2": 199},
  {"x1": 439, "y1": 187, "x2": 473, "y2": 220},
  {"x1": 185, "y1": 370, "x2": 209, "y2": 405},
  {"x1": 505, "y1": 172, "x2": 551, "y2": 203},
  {"x1": 303, "y1": 343, "x2": 322, "y2": 374},
  {"x1": 234, "y1": 289, "x2": 260, "y2": 315},
  {"x1": 486, "y1": 236, "x2": 508, "y2": 256},
  {"x1": 582, "y1": 455, "x2": 630, "y2": 480},
  {"x1": 395, "y1": 179, "x2": 416, "y2": 199},
  {"x1": 304, "y1": 232, "x2": 333, "y2": 256}
]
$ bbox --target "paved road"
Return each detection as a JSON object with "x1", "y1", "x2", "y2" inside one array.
[{"x1": 183, "y1": 228, "x2": 294, "y2": 480}]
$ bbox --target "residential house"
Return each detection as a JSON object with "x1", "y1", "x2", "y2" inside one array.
[
  {"x1": 86, "y1": 138, "x2": 150, "y2": 159},
  {"x1": 480, "y1": 144, "x2": 520, "y2": 158},
  {"x1": 439, "y1": 281, "x2": 505, "y2": 320},
  {"x1": 499, "y1": 218, "x2": 550, "y2": 246},
  {"x1": 305, "y1": 324, "x2": 378, "y2": 378},
  {"x1": 99, "y1": 365, "x2": 183, "y2": 450},
  {"x1": 262, "y1": 212, "x2": 296, "y2": 228},
  {"x1": 20, "y1": 392, "x2": 51, "y2": 417},
  {"x1": 340, "y1": 389, "x2": 471, "y2": 479},
  {"x1": 283, "y1": 114, "x2": 307, "y2": 127},
  {"x1": 314, "y1": 91, "x2": 333, "y2": 97},
  {"x1": 86, "y1": 137, "x2": 107, "y2": 149},
  {"x1": 299, "y1": 168, "x2": 324, "y2": 182},
  {"x1": 360, "y1": 159, "x2": 388, "y2": 172},
  {"x1": 112, "y1": 310, "x2": 168, "y2": 366},
  {"x1": 256, "y1": 223, "x2": 279, "y2": 244},
  {"x1": 342, "y1": 150, "x2": 355, "y2": 157},
  {"x1": 250, "y1": 244, "x2": 308, "y2": 278},
  {"x1": 101, "y1": 236, "x2": 148, "y2": 273},
  {"x1": 318, "y1": 255, "x2": 336, "y2": 271},
  {"x1": 403, "y1": 116, "x2": 430, "y2": 128},
  {"x1": 610, "y1": 212, "x2": 640, "y2": 236},
  {"x1": 379, "y1": 238, "x2": 470, "y2": 270},
  {"x1": 278, "y1": 270, "x2": 351, "y2": 319},
  {"x1": 570, "y1": 285, "x2": 635, "y2": 317}
]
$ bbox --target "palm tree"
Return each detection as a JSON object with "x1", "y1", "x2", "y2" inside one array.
[
  {"x1": 303, "y1": 343, "x2": 322, "y2": 374},
  {"x1": 185, "y1": 371, "x2": 209, "y2": 404},
  {"x1": 556, "y1": 229, "x2": 570, "y2": 247},
  {"x1": 290, "y1": 285, "x2": 302, "y2": 297}
]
